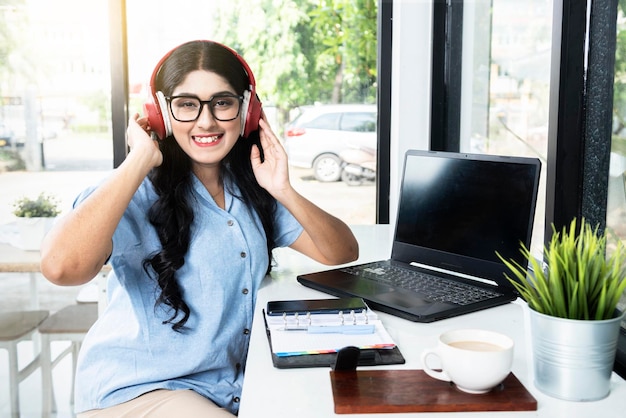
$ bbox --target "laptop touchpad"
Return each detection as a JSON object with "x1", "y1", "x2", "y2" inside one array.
[{"x1": 376, "y1": 291, "x2": 431, "y2": 308}]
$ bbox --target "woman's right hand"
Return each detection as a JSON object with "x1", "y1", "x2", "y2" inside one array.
[{"x1": 127, "y1": 113, "x2": 163, "y2": 169}]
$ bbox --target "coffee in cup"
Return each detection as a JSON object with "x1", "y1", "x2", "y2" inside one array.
[{"x1": 420, "y1": 329, "x2": 514, "y2": 394}]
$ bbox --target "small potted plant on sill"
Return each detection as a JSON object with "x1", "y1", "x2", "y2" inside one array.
[
  {"x1": 12, "y1": 193, "x2": 61, "y2": 251},
  {"x1": 498, "y1": 217, "x2": 626, "y2": 401}
]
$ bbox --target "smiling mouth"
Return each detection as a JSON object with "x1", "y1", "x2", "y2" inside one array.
[{"x1": 193, "y1": 134, "x2": 222, "y2": 144}]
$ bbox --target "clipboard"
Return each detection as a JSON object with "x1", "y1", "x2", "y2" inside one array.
[{"x1": 262, "y1": 300, "x2": 405, "y2": 369}]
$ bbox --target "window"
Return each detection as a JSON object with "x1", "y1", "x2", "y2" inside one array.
[
  {"x1": 341, "y1": 113, "x2": 377, "y2": 132},
  {"x1": 120, "y1": 0, "x2": 381, "y2": 226},
  {"x1": 609, "y1": 4, "x2": 626, "y2": 257},
  {"x1": 0, "y1": 0, "x2": 112, "y2": 172},
  {"x1": 454, "y1": 0, "x2": 552, "y2": 256},
  {"x1": 306, "y1": 113, "x2": 342, "y2": 130},
  {"x1": 610, "y1": 2, "x2": 626, "y2": 332}
]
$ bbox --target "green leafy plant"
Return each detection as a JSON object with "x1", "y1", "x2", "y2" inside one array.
[
  {"x1": 12, "y1": 193, "x2": 61, "y2": 218},
  {"x1": 498, "y1": 218, "x2": 626, "y2": 320}
]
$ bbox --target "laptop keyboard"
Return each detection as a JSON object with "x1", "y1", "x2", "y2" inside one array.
[{"x1": 340, "y1": 262, "x2": 503, "y2": 305}]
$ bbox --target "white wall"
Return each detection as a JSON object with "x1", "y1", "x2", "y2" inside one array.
[{"x1": 389, "y1": 0, "x2": 433, "y2": 227}]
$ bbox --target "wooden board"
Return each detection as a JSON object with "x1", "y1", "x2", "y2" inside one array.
[{"x1": 330, "y1": 369, "x2": 537, "y2": 414}]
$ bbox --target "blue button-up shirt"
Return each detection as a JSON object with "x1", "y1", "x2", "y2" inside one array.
[{"x1": 73, "y1": 175, "x2": 303, "y2": 415}]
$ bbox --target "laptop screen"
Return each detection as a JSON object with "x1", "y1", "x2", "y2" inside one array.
[{"x1": 392, "y1": 150, "x2": 541, "y2": 283}]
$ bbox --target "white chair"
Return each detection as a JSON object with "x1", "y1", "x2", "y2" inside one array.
[
  {"x1": 0, "y1": 310, "x2": 49, "y2": 418},
  {"x1": 39, "y1": 303, "x2": 97, "y2": 416},
  {"x1": 78, "y1": 271, "x2": 110, "y2": 316}
]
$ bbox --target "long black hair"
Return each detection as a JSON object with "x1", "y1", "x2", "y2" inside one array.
[{"x1": 143, "y1": 41, "x2": 276, "y2": 332}]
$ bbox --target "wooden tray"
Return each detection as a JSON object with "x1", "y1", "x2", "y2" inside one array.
[{"x1": 330, "y1": 369, "x2": 537, "y2": 414}]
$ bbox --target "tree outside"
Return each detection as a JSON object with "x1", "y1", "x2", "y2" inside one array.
[{"x1": 212, "y1": 0, "x2": 378, "y2": 130}]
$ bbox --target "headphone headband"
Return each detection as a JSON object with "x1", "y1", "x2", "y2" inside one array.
[{"x1": 144, "y1": 40, "x2": 262, "y2": 139}]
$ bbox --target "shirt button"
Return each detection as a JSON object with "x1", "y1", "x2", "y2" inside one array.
[
  {"x1": 227, "y1": 220, "x2": 234, "y2": 226},
  {"x1": 243, "y1": 328, "x2": 250, "y2": 335},
  {"x1": 240, "y1": 251, "x2": 247, "y2": 258},
  {"x1": 242, "y1": 288, "x2": 249, "y2": 295},
  {"x1": 233, "y1": 396, "x2": 240, "y2": 403}
]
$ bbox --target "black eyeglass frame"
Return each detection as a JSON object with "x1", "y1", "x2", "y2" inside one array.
[{"x1": 165, "y1": 94, "x2": 244, "y2": 122}]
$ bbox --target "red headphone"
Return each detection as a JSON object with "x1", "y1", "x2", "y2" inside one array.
[{"x1": 143, "y1": 40, "x2": 262, "y2": 140}]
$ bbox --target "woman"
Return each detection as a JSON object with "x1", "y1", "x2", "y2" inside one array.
[{"x1": 40, "y1": 40, "x2": 358, "y2": 417}]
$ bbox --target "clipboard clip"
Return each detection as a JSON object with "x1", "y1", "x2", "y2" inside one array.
[{"x1": 332, "y1": 346, "x2": 361, "y2": 370}]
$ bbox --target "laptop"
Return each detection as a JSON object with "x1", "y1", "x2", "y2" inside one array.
[{"x1": 298, "y1": 149, "x2": 542, "y2": 322}]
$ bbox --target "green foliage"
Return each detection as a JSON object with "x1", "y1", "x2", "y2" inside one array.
[
  {"x1": 0, "y1": 0, "x2": 30, "y2": 85},
  {"x1": 213, "y1": 0, "x2": 377, "y2": 126},
  {"x1": 0, "y1": 1, "x2": 21, "y2": 67},
  {"x1": 12, "y1": 192, "x2": 60, "y2": 217},
  {"x1": 498, "y1": 218, "x2": 626, "y2": 320},
  {"x1": 308, "y1": 0, "x2": 377, "y2": 104},
  {"x1": 0, "y1": 148, "x2": 24, "y2": 170},
  {"x1": 80, "y1": 89, "x2": 112, "y2": 128}
]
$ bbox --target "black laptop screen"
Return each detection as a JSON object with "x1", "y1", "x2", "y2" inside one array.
[{"x1": 394, "y1": 151, "x2": 541, "y2": 278}]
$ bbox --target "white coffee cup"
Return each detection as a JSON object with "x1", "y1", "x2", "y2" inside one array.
[{"x1": 420, "y1": 329, "x2": 514, "y2": 394}]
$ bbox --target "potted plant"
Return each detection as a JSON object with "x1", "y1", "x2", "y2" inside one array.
[
  {"x1": 12, "y1": 193, "x2": 61, "y2": 251},
  {"x1": 498, "y1": 218, "x2": 626, "y2": 401}
]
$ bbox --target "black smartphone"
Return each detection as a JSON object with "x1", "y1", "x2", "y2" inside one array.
[{"x1": 266, "y1": 297, "x2": 367, "y2": 316}]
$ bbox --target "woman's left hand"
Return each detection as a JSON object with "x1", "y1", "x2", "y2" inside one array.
[
  {"x1": 251, "y1": 119, "x2": 358, "y2": 265},
  {"x1": 250, "y1": 118, "x2": 291, "y2": 198}
]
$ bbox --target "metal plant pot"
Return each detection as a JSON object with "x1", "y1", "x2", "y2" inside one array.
[{"x1": 530, "y1": 308, "x2": 624, "y2": 401}]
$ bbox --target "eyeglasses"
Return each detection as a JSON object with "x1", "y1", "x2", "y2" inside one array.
[{"x1": 166, "y1": 94, "x2": 244, "y2": 122}]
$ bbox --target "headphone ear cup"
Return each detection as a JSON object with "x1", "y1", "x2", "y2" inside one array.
[
  {"x1": 241, "y1": 90, "x2": 262, "y2": 138},
  {"x1": 143, "y1": 91, "x2": 171, "y2": 140},
  {"x1": 143, "y1": 101, "x2": 164, "y2": 140},
  {"x1": 156, "y1": 91, "x2": 173, "y2": 138}
]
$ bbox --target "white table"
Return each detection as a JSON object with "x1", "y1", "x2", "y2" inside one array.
[
  {"x1": 0, "y1": 240, "x2": 45, "y2": 309},
  {"x1": 239, "y1": 225, "x2": 626, "y2": 417},
  {"x1": 0, "y1": 222, "x2": 110, "y2": 312}
]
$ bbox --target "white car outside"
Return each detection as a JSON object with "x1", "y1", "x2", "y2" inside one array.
[{"x1": 284, "y1": 104, "x2": 377, "y2": 182}]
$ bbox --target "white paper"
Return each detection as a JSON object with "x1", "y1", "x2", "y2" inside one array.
[{"x1": 264, "y1": 310, "x2": 396, "y2": 356}]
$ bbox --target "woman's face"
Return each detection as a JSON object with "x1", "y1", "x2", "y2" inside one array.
[{"x1": 169, "y1": 70, "x2": 242, "y2": 170}]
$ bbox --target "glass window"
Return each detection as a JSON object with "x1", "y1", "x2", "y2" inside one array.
[
  {"x1": 341, "y1": 113, "x2": 377, "y2": 132},
  {"x1": 609, "y1": 1, "x2": 626, "y2": 308},
  {"x1": 0, "y1": 0, "x2": 112, "y2": 336},
  {"x1": 125, "y1": 0, "x2": 379, "y2": 226},
  {"x1": 306, "y1": 113, "x2": 341, "y2": 130},
  {"x1": 0, "y1": 0, "x2": 112, "y2": 196},
  {"x1": 461, "y1": 0, "x2": 552, "y2": 257}
]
